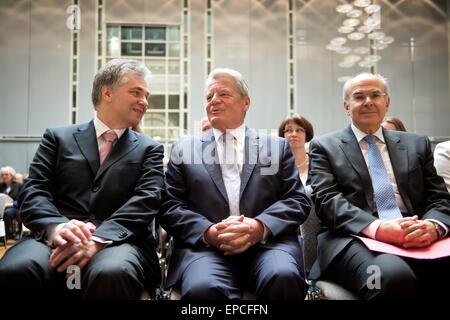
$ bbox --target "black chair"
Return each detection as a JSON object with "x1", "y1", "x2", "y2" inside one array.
[{"x1": 300, "y1": 186, "x2": 359, "y2": 300}]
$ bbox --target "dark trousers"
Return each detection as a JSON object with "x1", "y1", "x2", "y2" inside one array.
[
  {"x1": 3, "y1": 207, "x2": 20, "y2": 237},
  {"x1": 0, "y1": 236, "x2": 160, "y2": 299},
  {"x1": 324, "y1": 240, "x2": 450, "y2": 300},
  {"x1": 179, "y1": 246, "x2": 308, "y2": 300}
]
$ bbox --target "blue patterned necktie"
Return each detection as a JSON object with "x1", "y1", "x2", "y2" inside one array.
[{"x1": 364, "y1": 135, "x2": 402, "y2": 220}]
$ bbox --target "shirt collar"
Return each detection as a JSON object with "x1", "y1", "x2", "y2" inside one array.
[
  {"x1": 94, "y1": 115, "x2": 127, "y2": 140},
  {"x1": 212, "y1": 123, "x2": 246, "y2": 145},
  {"x1": 351, "y1": 123, "x2": 385, "y2": 144}
]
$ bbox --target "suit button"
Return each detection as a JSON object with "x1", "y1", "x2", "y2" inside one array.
[
  {"x1": 92, "y1": 185, "x2": 100, "y2": 192},
  {"x1": 119, "y1": 232, "x2": 127, "y2": 239}
]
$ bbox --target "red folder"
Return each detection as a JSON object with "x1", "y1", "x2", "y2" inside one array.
[{"x1": 354, "y1": 235, "x2": 450, "y2": 259}]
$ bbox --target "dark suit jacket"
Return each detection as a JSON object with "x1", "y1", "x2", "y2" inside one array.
[
  {"x1": 308, "y1": 125, "x2": 450, "y2": 279},
  {"x1": 0, "y1": 181, "x2": 22, "y2": 200},
  {"x1": 18, "y1": 120, "x2": 165, "y2": 245},
  {"x1": 161, "y1": 127, "x2": 311, "y2": 287}
]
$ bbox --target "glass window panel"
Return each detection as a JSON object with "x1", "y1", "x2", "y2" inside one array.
[
  {"x1": 121, "y1": 26, "x2": 142, "y2": 40},
  {"x1": 147, "y1": 129, "x2": 165, "y2": 141},
  {"x1": 167, "y1": 26, "x2": 180, "y2": 41},
  {"x1": 97, "y1": 8, "x2": 102, "y2": 30},
  {"x1": 183, "y1": 13, "x2": 188, "y2": 32},
  {"x1": 168, "y1": 76, "x2": 181, "y2": 92},
  {"x1": 145, "y1": 59, "x2": 166, "y2": 74},
  {"x1": 183, "y1": 42, "x2": 188, "y2": 57},
  {"x1": 168, "y1": 113, "x2": 180, "y2": 127},
  {"x1": 145, "y1": 27, "x2": 166, "y2": 41},
  {"x1": 168, "y1": 60, "x2": 180, "y2": 74},
  {"x1": 168, "y1": 128, "x2": 180, "y2": 140},
  {"x1": 207, "y1": 12, "x2": 212, "y2": 34},
  {"x1": 145, "y1": 43, "x2": 166, "y2": 57},
  {"x1": 169, "y1": 43, "x2": 180, "y2": 57},
  {"x1": 168, "y1": 95, "x2": 180, "y2": 109},
  {"x1": 148, "y1": 95, "x2": 165, "y2": 110},
  {"x1": 121, "y1": 43, "x2": 142, "y2": 56},
  {"x1": 144, "y1": 112, "x2": 166, "y2": 127},
  {"x1": 149, "y1": 75, "x2": 165, "y2": 92},
  {"x1": 107, "y1": 26, "x2": 119, "y2": 40},
  {"x1": 107, "y1": 39, "x2": 120, "y2": 56}
]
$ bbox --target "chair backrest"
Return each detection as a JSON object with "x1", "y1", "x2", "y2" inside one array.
[{"x1": 300, "y1": 185, "x2": 320, "y2": 277}]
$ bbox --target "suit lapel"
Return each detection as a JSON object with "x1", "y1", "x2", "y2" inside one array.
[
  {"x1": 384, "y1": 129, "x2": 413, "y2": 213},
  {"x1": 202, "y1": 130, "x2": 229, "y2": 203},
  {"x1": 240, "y1": 127, "x2": 257, "y2": 199},
  {"x1": 73, "y1": 121, "x2": 100, "y2": 175},
  {"x1": 339, "y1": 126, "x2": 374, "y2": 208},
  {"x1": 96, "y1": 128, "x2": 139, "y2": 179}
]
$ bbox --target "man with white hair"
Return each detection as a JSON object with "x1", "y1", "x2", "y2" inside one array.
[
  {"x1": 309, "y1": 72, "x2": 450, "y2": 299},
  {"x1": 161, "y1": 68, "x2": 310, "y2": 299}
]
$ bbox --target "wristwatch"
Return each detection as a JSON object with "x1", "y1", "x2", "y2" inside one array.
[{"x1": 434, "y1": 223, "x2": 445, "y2": 239}]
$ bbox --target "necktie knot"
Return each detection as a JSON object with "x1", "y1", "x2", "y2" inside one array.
[
  {"x1": 99, "y1": 130, "x2": 118, "y2": 165},
  {"x1": 103, "y1": 130, "x2": 118, "y2": 143},
  {"x1": 222, "y1": 132, "x2": 237, "y2": 164},
  {"x1": 364, "y1": 134, "x2": 376, "y2": 145}
]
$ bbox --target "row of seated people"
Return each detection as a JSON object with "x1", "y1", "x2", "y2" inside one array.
[{"x1": 0, "y1": 59, "x2": 449, "y2": 300}]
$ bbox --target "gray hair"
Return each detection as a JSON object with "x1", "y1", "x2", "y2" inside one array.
[
  {"x1": 91, "y1": 59, "x2": 152, "y2": 108},
  {"x1": 342, "y1": 72, "x2": 389, "y2": 101},
  {"x1": 1, "y1": 166, "x2": 16, "y2": 179},
  {"x1": 206, "y1": 68, "x2": 249, "y2": 98}
]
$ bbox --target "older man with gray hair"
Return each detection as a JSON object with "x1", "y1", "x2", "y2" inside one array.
[
  {"x1": 309, "y1": 72, "x2": 450, "y2": 299},
  {"x1": 0, "y1": 59, "x2": 165, "y2": 299},
  {"x1": 161, "y1": 68, "x2": 310, "y2": 300}
]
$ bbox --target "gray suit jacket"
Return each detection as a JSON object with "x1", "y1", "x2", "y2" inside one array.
[
  {"x1": 308, "y1": 125, "x2": 450, "y2": 279},
  {"x1": 161, "y1": 127, "x2": 311, "y2": 287}
]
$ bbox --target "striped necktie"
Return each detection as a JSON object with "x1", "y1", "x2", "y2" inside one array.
[{"x1": 364, "y1": 135, "x2": 402, "y2": 220}]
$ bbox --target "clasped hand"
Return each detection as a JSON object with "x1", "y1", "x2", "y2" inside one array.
[
  {"x1": 375, "y1": 215, "x2": 439, "y2": 248},
  {"x1": 204, "y1": 215, "x2": 264, "y2": 255},
  {"x1": 49, "y1": 219, "x2": 104, "y2": 272}
]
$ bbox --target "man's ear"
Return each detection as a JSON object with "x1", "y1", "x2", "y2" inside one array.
[
  {"x1": 101, "y1": 85, "x2": 113, "y2": 103},
  {"x1": 344, "y1": 101, "x2": 350, "y2": 116},
  {"x1": 244, "y1": 96, "x2": 250, "y2": 113},
  {"x1": 385, "y1": 95, "x2": 391, "y2": 112}
]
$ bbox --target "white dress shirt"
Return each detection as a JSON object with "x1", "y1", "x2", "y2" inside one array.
[
  {"x1": 211, "y1": 123, "x2": 270, "y2": 242},
  {"x1": 212, "y1": 124, "x2": 245, "y2": 174}
]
